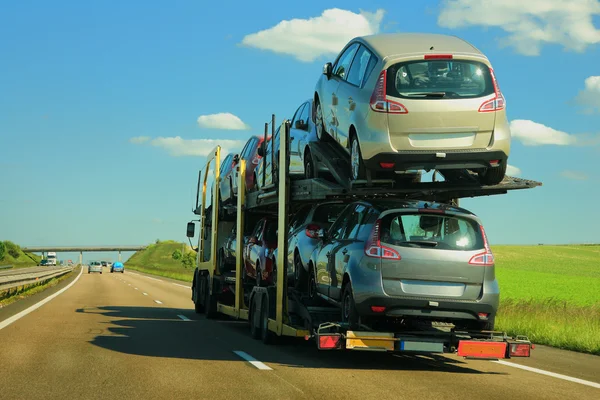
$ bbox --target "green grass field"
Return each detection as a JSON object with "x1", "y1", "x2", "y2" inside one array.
[
  {"x1": 125, "y1": 240, "x2": 195, "y2": 282},
  {"x1": 0, "y1": 241, "x2": 41, "y2": 269},
  {"x1": 124, "y1": 241, "x2": 600, "y2": 354},
  {"x1": 492, "y1": 245, "x2": 600, "y2": 354}
]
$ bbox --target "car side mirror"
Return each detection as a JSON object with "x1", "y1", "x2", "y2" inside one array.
[
  {"x1": 295, "y1": 119, "x2": 308, "y2": 130},
  {"x1": 317, "y1": 228, "x2": 326, "y2": 240},
  {"x1": 186, "y1": 222, "x2": 195, "y2": 238},
  {"x1": 323, "y1": 62, "x2": 333, "y2": 79},
  {"x1": 233, "y1": 154, "x2": 240, "y2": 163},
  {"x1": 249, "y1": 236, "x2": 258, "y2": 244}
]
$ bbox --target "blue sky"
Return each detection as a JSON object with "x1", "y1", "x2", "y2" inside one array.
[{"x1": 1, "y1": 0, "x2": 599, "y2": 262}]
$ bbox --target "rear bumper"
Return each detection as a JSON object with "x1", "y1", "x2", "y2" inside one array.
[
  {"x1": 363, "y1": 150, "x2": 508, "y2": 172},
  {"x1": 355, "y1": 295, "x2": 498, "y2": 322}
]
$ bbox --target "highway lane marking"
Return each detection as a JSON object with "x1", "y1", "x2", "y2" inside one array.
[
  {"x1": 154, "y1": 300, "x2": 163, "y2": 304},
  {"x1": 177, "y1": 314, "x2": 191, "y2": 321},
  {"x1": 143, "y1": 292, "x2": 148, "y2": 296},
  {"x1": 233, "y1": 351, "x2": 273, "y2": 370},
  {"x1": 0, "y1": 267, "x2": 83, "y2": 331},
  {"x1": 129, "y1": 272, "x2": 162, "y2": 282},
  {"x1": 494, "y1": 360, "x2": 600, "y2": 389},
  {"x1": 134, "y1": 287, "x2": 139, "y2": 290},
  {"x1": 172, "y1": 283, "x2": 189, "y2": 289}
]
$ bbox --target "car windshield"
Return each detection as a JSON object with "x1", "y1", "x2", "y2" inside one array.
[
  {"x1": 264, "y1": 221, "x2": 277, "y2": 242},
  {"x1": 386, "y1": 59, "x2": 494, "y2": 99},
  {"x1": 379, "y1": 212, "x2": 484, "y2": 251}
]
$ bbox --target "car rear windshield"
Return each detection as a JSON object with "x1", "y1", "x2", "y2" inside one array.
[
  {"x1": 379, "y1": 212, "x2": 484, "y2": 251},
  {"x1": 386, "y1": 59, "x2": 494, "y2": 99},
  {"x1": 312, "y1": 204, "x2": 346, "y2": 225}
]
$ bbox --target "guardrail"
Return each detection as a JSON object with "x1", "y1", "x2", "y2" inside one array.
[
  {"x1": 0, "y1": 265, "x2": 13, "y2": 270},
  {"x1": 0, "y1": 266, "x2": 74, "y2": 292}
]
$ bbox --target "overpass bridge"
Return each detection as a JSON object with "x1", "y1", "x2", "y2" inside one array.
[{"x1": 21, "y1": 246, "x2": 148, "y2": 264}]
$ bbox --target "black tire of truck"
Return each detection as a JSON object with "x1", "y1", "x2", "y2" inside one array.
[{"x1": 204, "y1": 276, "x2": 218, "y2": 319}]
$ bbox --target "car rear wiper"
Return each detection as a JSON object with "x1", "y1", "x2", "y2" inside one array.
[
  {"x1": 404, "y1": 92, "x2": 446, "y2": 98},
  {"x1": 400, "y1": 240, "x2": 439, "y2": 247}
]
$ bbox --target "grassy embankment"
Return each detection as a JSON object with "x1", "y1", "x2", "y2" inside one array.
[
  {"x1": 125, "y1": 241, "x2": 600, "y2": 354},
  {"x1": 0, "y1": 241, "x2": 41, "y2": 268},
  {"x1": 125, "y1": 240, "x2": 195, "y2": 282},
  {"x1": 0, "y1": 267, "x2": 78, "y2": 308},
  {"x1": 493, "y1": 245, "x2": 599, "y2": 355}
]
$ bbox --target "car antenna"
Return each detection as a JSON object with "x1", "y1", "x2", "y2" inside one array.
[{"x1": 430, "y1": 46, "x2": 434, "y2": 50}]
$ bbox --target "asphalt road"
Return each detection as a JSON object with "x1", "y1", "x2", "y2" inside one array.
[{"x1": 0, "y1": 267, "x2": 598, "y2": 400}]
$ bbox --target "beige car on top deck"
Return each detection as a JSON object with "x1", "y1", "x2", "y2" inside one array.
[{"x1": 313, "y1": 33, "x2": 511, "y2": 185}]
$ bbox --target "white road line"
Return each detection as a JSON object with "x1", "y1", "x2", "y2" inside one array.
[
  {"x1": 233, "y1": 351, "x2": 273, "y2": 370},
  {"x1": 143, "y1": 292, "x2": 148, "y2": 296},
  {"x1": 0, "y1": 267, "x2": 83, "y2": 331},
  {"x1": 177, "y1": 314, "x2": 191, "y2": 321},
  {"x1": 128, "y1": 284, "x2": 131, "y2": 286},
  {"x1": 494, "y1": 360, "x2": 600, "y2": 389},
  {"x1": 130, "y1": 272, "x2": 161, "y2": 282},
  {"x1": 134, "y1": 287, "x2": 139, "y2": 290},
  {"x1": 154, "y1": 300, "x2": 163, "y2": 304},
  {"x1": 172, "y1": 283, "x2": 189, "y2": 289}
]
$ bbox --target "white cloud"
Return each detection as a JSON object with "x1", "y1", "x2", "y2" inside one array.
[
  {"x1": 197, "y1": 113, "x2": 250, "y2": 130},
  {"x1": 240, "y1": 8, "x2": 385, "y2": 62},
  {"x1": 575, "y1": 75, "x2": 600, "y2": 114},
  {"x1": 129, "y1": 136, "x2": 150, "y2": 144},
  {"x1": 506, "y1": 164, "x2": 522, "y2": 176},
  {"x1": 509, "y1": 119, "x2": 577, "y2": 146},
  {"x1": 437, "y1": 0, "x2": 600, "y2": 56},
  {"x1": 560, "y1": 170, "x2": 589, "y2": 181},
  {"x1": 149, "y1": 137, "x2": 243, "y2": 157}
]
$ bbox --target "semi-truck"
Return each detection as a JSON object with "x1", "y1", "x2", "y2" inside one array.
[
  {"x1": 47, "y1": 252, "x2": 57, "y2": 266},
  {"x1": 187, "y1": 118, "x2": 540, "y2": 359}
]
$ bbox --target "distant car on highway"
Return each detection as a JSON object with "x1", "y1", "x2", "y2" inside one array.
[
  {"x1": 39, "y1": 259, "x2": 49, "y2": 267},
  {"x1": 88, "y1": 261, "x2": 103, "y2": 274},
  {"x1": 101, "y1": 261, "x2": 108, "y2": 267},
  {"x1": 111, "y1": 262, "x2": 124, "y2": 273}
]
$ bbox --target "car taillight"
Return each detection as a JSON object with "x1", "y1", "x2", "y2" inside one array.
[
  {"x1": 364, "y1": 219, "x2": 401, "y2": 260},
  {"x1": 469, "y1": 225, "x2": 494, "y2": 266},
  {"x1": 305, "y1": 224, "x2": 320, "y2": 239},
  {"x1": 369, "y1": 70, "x2": 408, "y2": 114},
  {"x1": 479, "y1": 68, "x2": 505, "y2": 112}
]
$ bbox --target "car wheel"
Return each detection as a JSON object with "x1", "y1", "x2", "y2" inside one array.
[
  {"x1": 249, "y1": 294, "x2": 261, "y2": 339},
  {"x1": 341, "y1": 282, "x2": 359, "y2": 329},
  {"x1": 350, "y1": 135, "x2": 366, "y2": 181},
  {"x1": 261, "y1": 293, "x2": 275, "y2": 344},
  {"x1": 294, "y1": 252, "x2": 307, "y2": 291},
  {"x1": 308, "y1": 263, "x2": 317, "y2": 300},
  {"x1": 314, "y1": 98, "x2": 327, "y2": 141},
  {"x1": 478, "y1": 160, "x2": 507, "y2": 185},
  {"x1": 304, "y1": 151, "x2": 317, "y2": 179}
]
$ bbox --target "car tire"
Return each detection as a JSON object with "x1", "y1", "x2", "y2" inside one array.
[
  {"x1": 304, "y1": 151, "x2": 318, "y2": 180},
  {"x1": 314, "y1": 97, "x2": 327, "y2": 141},
  {"x1": 350, "y1": 135, "x2": 367, "y2": 181},
  {"x1": 294, "y1": 252, "x2": 307, "y2": 291},
  {"x1": 478, "y1": 161, "x2": 507, "y2": 185},
  {"x1": 249, "y1": 294, "x2": 261, "y2": 339},
  {"x1": 204, "y1": 276, "x2": 218, "y2": 319},
  {"x1": 341, "y1": 282, "x2": 359, "y2": 330},
  {"x1": 308, "y1": 263, "x2": 317, "y2": 301},
  {"x1": 193, "y1": 274, "x2": 205, "y2": 314},
  {"x1": 261, "y1": 293, "x2": 275, "y2": 344}
]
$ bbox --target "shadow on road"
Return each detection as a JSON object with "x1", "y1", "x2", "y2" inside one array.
[{"x1": 76, "y1": 305, "x2": 506, "y2": 375}]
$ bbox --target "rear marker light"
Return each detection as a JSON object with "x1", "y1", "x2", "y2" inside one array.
[
  {"x1": 509, "y1": 343, "x2": 531, "y2": 357},
  {"x1": 424, "y1": 54, "x2": 453, "y2": 59},
  {"x1": 478, "y1": 313, "x2": 489, "y2": 320},
  {"x1": 489, "y1": 160, "x2": 500, "y2": 167},
  {"x1": 371, "y1": 306, "x2": 386, "y2": 313},
  {"x1": 379, "y1": 162, "x2": 395, "y2": 169},
  {"x1": 369, "y1": 70, "x2": 408, "y2": 114},
  {"x1": 305, "y1": 224, "x2": 321, "y2": 239},
  {"x1": 318, "y1": 335, "x2": 342, "y2": 350}
]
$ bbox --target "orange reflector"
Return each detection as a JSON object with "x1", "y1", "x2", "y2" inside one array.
[
  {"x1": 509, "y1": 343, "x2": 531, "y2": 357},
  {"x1": 478, "y1": 312, "x2": 489, "y2": 319},
  {"x1": 318, "y1": 335, "x2": 342, "y2": 350},
  {"x1": 457, "y1": 341, "x2": 507, "y2": 359},
  {"x1": 371, "y1": 306, "x2": 386, "y2": 313},
  {"x1": 379, "y1": 162, "x2": 395, "y2": 169}
]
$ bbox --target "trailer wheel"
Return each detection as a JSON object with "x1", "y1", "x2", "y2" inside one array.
[
  {"x1": 341, "y1": 282, "x2": 359, "y2": 329},
  {"x1": 204, "y1": 276, "x2": 218, "y2": 319},
  {"x1": 249, "y1": 294, "x2": 261, "y2": 339},
  {"x1": 261, "y1": 293, "x2": 275, "y2": 344},
  {"x1": 193, "y1": 274, "x2": 204, "y2": 314}
]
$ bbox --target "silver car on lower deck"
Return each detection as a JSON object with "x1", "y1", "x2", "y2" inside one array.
[{"x1": 308, "y1": 199, "x2": 499, "y2": 331}]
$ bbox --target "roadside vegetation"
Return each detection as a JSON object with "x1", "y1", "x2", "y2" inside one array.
[
  {"x1": 493, "y1": 245, "x2": 600, "y2": 355},
  {"x1": 0, "y1": 267, "x2": 77, "y2": 308},
  {"x1": 0, "y1": 240, "x2": 41, "y2": 268},
  {"x1": 125, "y1": 240, "x2": 194, "y2": 282},
  {"x1": 124, "y1": 241, "x2": 599, "y2": 354}
]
